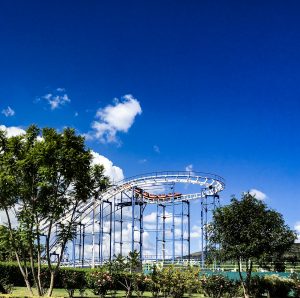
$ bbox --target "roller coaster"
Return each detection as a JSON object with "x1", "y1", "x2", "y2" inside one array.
[{"x1": 45, "y1": 171, "x2": 225, "y2": 268}]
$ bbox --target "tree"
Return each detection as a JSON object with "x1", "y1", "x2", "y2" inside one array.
[
  {"x1": 209, "y1": 193, "x2": 296, "y2": 298},
  {"x1": 0, "y1": 125, "x2": 109, "y2": 296}
]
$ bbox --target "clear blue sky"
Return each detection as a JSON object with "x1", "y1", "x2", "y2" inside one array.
[{"x1": 0, "y1": 0, "x2": 300, "y2": 243}]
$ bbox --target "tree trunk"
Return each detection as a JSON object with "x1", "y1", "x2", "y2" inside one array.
[
  {"x1": 47, "y1": 271, "x2": 55, "y2": 297},
  {"x1": 4, "y1": 208, "x2": 34, "y2": 296},
  {"x1": 238, "y1": 258, "x2": 250, "y2": 298}
]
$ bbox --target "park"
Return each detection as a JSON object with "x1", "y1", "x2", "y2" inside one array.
[{"x1": 0, "y1": 126, "x2": 299, "y2": 298}]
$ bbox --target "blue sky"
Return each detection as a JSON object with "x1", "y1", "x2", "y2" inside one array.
[{"x1": 0, "y1": 0, "x2": 300, "y2": 252}]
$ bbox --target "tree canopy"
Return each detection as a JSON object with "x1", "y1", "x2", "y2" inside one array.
[
  {"x1": 209, "y1": 193, "x2": 296, "y2": 298},
  {"x1": 0, "y1": 125, "x2": 110, "y2": 296}
]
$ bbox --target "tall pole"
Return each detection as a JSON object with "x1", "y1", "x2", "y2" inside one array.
[
  {"x1": 162, "y1": 205, "x2": 166, "y2": 262},
  {"x1": 82, "y1": 224, "x2": 85, "y2": 267},
  {"x1": 91, "y1": 196, "x2": 96, "y2": 269},
  {"x1": 156, "y1": 203, "x2": 159, "y2": 262},
  {"x1": 187, "y1": 201, "x2": 191, "y2": 263},
  {"x1": 131, "y1": 187, "x2": 135, "y2": 253},
  {"x1": 172, "y1": 198, "x2": 175, "y2": 263},
  {"x1": 201, "y1": 198, "x2": 204, "y2": 269},
  {"x1": 139, "y1": 198, "x2": 144, "y2": 262},
  {"x1": 120, "y1": 192, "x2": 123, "y2": 256},
  {"x1": 181, "y1": 201, "x2": 184, "y2": 261},
  {"x1": 100, "y1": 203, "x2": 103, "y2": 264},
  {"x1": 109, "y1": 201, "x2": 112, "y2": 261},
  {"x1": 113, "y1": 195, "x2": 116, "y2": 258}
]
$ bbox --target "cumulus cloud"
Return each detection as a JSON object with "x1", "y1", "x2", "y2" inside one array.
[
  {"x1": 0, "y1": 125, "x2": 25, "y2": 137},
  {"x1": 88, "y1": 94, "x2": 142, "y2": 143},
  {"x1": 39, "y1": 88, "x2": 71, "y2": 110},
  {"x1": 249, "y1": 189, "x2": 267, "y2": 200},
  {"x1": 91, "y1": 151, "x2": 124, "y2": 183},
  {"x1": 153, "y1": 145, "x2": 160, "y2": 153},
  {"x1": 2, "y1": 106, "x2": 15, "y2": 117}
]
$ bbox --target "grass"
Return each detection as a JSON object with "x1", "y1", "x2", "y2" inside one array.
[{"x1": 0, "y1": 287, "x2": 206, "y2": 298}]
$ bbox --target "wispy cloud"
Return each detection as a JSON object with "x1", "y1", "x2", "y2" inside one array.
[
  {"x1": 2, "y1": 106, "x2": 15, "y2": 117},
  {"x1": 39, "y1": 88, "x2": 70, "y2": 110},
  {"x1": 249, "y1": 188, "x2": 267, "y2": 200},
  {"x1": 138, "y1": 159, "x2": 147, "y2": 164},
  {"x1": 185, "y1": 164, "x2": 193, "y2": 172},
  {"x1": 153, "y1": 145, "x2": 160, "y2": 153},
  {"x1": 294, "y1": 222, "x2": 300, "y2": 243},
  {"x1": 86, "y1": 94, "x2": 142, "y2": 143}
]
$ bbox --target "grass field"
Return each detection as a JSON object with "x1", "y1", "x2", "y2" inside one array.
[{"x1": 0, "y1": 287, "x2": 206, "y2": 297}]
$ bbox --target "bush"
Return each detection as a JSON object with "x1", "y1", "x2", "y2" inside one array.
[
  {"x1": 86, "y1": 270, "x2": 113, "y2": 298},
  {"x1": 133, "y1": 273, "x2": 150, "y2": 298},
  {"x1": 0, "y1": 262, "x2": 29, "y2": 287},
  {"x1": 60, "y1": 269, "x2": 86, "y2": 298},
  {"x1": 290, "y1": 272, "x2": 300, "y2": 298},
  {"x1": 0, "y1": 277, "x2": 14, "y2": 294},
  {"x1": 263, "y1": 274, "x2": 294, "y2": 298},
  {"x1": 149, "y1": 266, "x2": 201, "y2": 298},
  {"x1": 200, "y1": 274, "x2": 240, "y2": 298}
]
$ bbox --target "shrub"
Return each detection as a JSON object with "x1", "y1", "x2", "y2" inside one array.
[
  {"x1": 0, "y1": 277, "x2": 14, "y2": 294},
  {"x1": 200, "y1": 274, "x2": 240, "y2": 298},
  {"x1": 60, "y1": 269, "x2": 86, "y2": 298},
  {"x1": 290, "y1": 272, "x2": 300, "y2": 298},
  {"x1": 151, "y1": 266, "x2": 201, "y2": 298},
  {"x1": 133, "y1": 273, "x2": 150, "y2": 298},
  {"x1": 86, "y1": 270, "x2": 113, "y2": 298},
  {"x1": 263, "y1": 274, "x2": 294, "y2": 298},
  {"x1": 249, "y1": 275, "x2": 267, "y2": 298}
]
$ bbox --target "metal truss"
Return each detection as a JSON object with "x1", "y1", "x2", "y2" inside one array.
[{"x1": 42, "y1": 171, "x2": 225, "y2": 267}]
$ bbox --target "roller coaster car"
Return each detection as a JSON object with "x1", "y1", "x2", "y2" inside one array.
[
  {"x1": 158, "y1": 194, "x2": 166, "y2": 199},
  {"x1": 134, "y1": 187, "x2": 143, "y2": 194},
  {"x1": 148, "y1": 194, "x2": 158, "y2": 199},
  {"x1": 143, "y1": 192, "x2": 149, "y2": 197},
  {"x1": 166, "y1": 192, "x2": 182, "y2": 198}
]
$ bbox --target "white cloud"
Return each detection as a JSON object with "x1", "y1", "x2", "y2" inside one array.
[
  {"x1": 249, "y1": 189, "x2": 267, "y2": 200},
  {"x1": 138, "y1": 159, "x2": 147, "y2": 164},
  {"x1": 0, "y1": 125, "x2": 25, "y2": 137},
  {"x1": 40, "y1": 88, "x2": 71, "y2": 110},
  {"x1": 91, "y1": 151, "x2": 124, "y2": 183},
  {"x1": 153, "y1": 145, "x2": 160, "y2": 153},
  {"x1": 89, "y1": 94, "x2": 142, "y2": 143},
  {"x1": 294, "y1": 222, "x2": 300, "y2": 243},
  {"x1": 185, "y1": 164, "x2": 193, "y2": 172},
  {"x1": 2, "y1": 106, "x2": 15, "y2": 117}
]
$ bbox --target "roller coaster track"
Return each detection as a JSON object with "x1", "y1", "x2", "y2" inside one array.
[
  {"x1": 40, "y1": 171, "x2": 225, "y2": 233},
  {"x1": 41, "y1": 171, "x2": 225, "y2": 255}
]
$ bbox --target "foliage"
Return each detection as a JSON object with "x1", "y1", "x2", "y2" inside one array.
[
  {"x1": 132, "y1": 273, "x2": 150, "y2": 298},
  {"x1": 263, "y1": 274, "x2": 294, "y2": 298},
  {"x1": 87, "y1": 270, "x2": 113, "y2": 298},
  {"x1": 209, "y1": 192, "x2": 296, "y2": 298},
  {"x1": 0, "y1": 125, "x2": 109, "y2": 296},
  {"x1": 0, "y1": 277, "x2": 14, "y2": 294},
  {"x1": 148, "y1": 266, "x2": 201, "y2": 298},
  {"x1": 60, "y1": 269, "x2": 86, "y2": 298},
  {"x1": 200, "y1": 274, "x2": 240, "y2": 298},
  {"x1": 290, "y1": 272, "x2": 300, "y2": 298}
]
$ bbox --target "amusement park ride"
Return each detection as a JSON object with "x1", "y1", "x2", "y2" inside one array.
[{"x1": 43, "y1": 171, "x2": 225, "y2": 268}]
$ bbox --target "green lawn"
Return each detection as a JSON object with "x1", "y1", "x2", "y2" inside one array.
[{"x1": 0, "y1": 287, "x2": 205, "y2": 297}]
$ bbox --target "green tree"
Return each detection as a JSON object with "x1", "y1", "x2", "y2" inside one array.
[
  {"x1": 209, "y1": 193, "x2": 296, "y2": 298},
  {"x1": 0, "y1": 125, "x2": 109, "y2": 296}
]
